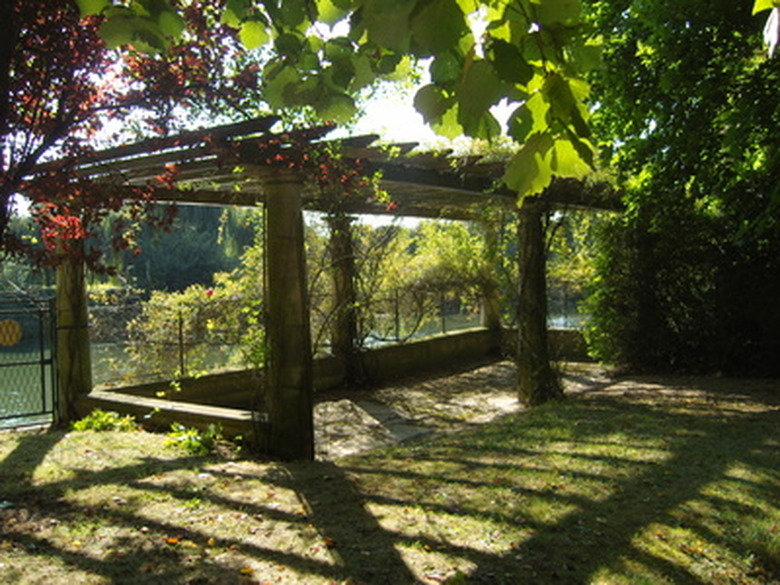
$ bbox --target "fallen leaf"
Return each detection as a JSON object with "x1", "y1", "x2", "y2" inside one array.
[{"x1": 166, "y1": 536, "x2": 180, "y2": 545}]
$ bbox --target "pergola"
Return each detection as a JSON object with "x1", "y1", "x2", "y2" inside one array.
[{"x1": 46, "y1": 115, "x2": 615, "y2": 460}]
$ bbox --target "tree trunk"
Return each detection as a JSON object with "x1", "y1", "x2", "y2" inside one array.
[
  {"x1": 264, "y1": 174, "x2": 314, "y2": 461},
  {"x1": 0, "y1": 0, "x2": 18, "y2": 250},
  {"x1": 516, "y1": 196, "x2": 562, "y2": 406},
  {"x1": 478, "y1": 214, "x2": 503, "y2": 335},
  {"x1": 327, "y1": 213, "x2": 363, "y2": 387}
]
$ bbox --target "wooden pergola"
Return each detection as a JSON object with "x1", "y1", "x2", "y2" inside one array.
[{"x1": 44, "y1": 115, "x2": 615, "y2": 460}]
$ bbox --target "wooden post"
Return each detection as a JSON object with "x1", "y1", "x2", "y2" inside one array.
[
  {"x1": 55, "y1": 246, "x2": 92, "y2": 424},
  {"x1": 517, "y1": 196, "x2": 562, "y2": 406},
  {"x1": 264, "y1": 174, "x2": 314, "y2": 461},
  {"x1": 326, "y1": 213, "x2": 362, "y2": 387}
]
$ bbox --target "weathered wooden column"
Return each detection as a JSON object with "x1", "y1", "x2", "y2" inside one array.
[
  {"x1": 264, "y1": 173, "x2": 314, "y2": 460},
  {"x1": 55, "y1": 245, "x2": 92, "y2": 424},
  {"x1": 517, "y1": 196, "x2": 562, "y2": 406},
  {"x1": 326, "y1": 213, "x2": 362, "y2": 387}
]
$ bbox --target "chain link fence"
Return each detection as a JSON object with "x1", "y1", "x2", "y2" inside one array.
[
  {"x1": 89, "y1": 297, "x2": 260, "y2": 387},
  {"x1": 359, "y1": 286, "x2": 484, "y2": 347},
  {"x1": 0, "y1": 295, "x2": 56, "y2": 428}
]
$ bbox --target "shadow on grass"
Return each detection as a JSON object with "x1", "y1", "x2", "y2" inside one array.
[
  {"x1": 333, "y1": 380, "x2": 779, "y2": 583},
  {"x1": 0, "y1": 375, "x2": 778, "y2": 584},
  {"x1": 0, "y1": 432, "x2": 352, "y2": 583}
]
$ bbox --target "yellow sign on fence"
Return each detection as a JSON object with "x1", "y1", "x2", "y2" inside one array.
[{"x1": 0, "y1": 319, "x2": 23, "y2": 347}]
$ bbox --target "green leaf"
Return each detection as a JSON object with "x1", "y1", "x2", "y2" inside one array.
[
  {"x1": 76, "y1": 0, "x2": 110, "y2": 16},
  {"x1": 363, "y1": 0, "x2": 415, "y2": 52},
  {"x1": 488, "y1": 38, "x2": 534, "y2": 85},
  {"x1": 533, "y1": 0, "x2": 581, "y2": 27},
  {"x1": 457, "y1": 59, "x2": 502, "y2": 120},
  {"x1": 543, "y1": 72, "x2": 579, "y2": 126},
  {"x1": 504, "y1": 133, "x2": 554, "y2": 196},
  {"x1": 280, "y1": 0, "x2": 308, "y2": 28},
  {"x1": 414, "y1": 85, "x2": 453, "y2": 124},
  {"x1": 221, "y1": 0, "x2": 251, "y2": 27},
  {"x1": 508, "y1": 105, "x2": 533, "y2": 143},
  {"x1": 275, "y1": 32, "x2": 304, "y2": 56},
  {"x1": 374, "y1": 52, "x2": 403, "y2": 75},
  {"x1": 350, "y1": 54, "x2": 376, "y2": 91},
  {"x1": 524, "y1": 92, "x2": 551, "y2": 135},
  {"x1": 158, "y1": 10, "x2": 185, "y2": 38},
  {"x1": 564, "y1": 127, "x2": 595, "y2": 170},
  {"x1": 239, "y1": 21, "x2": 270, "y2": 50},
  {"x1": 753, "y1": 0, "x2": 780, "y2": 14},
  {"x1": 549, "y1": 136, "x2": 591, "y2": 177},
  {"x1": 455, "y1": 0, "x2": 479, "y2": 14},
  {"x1": 570, "y1": 40, "x2": 603, "y2": 73},
  {"x1": 383, "y1": 55, "x2": 415, "y2": 80},
  {"x1": 433, "y1": 105, "x2": 463, "y2": 139},
  {"x1": 410, "y1": 0, "x2": 468, "y2": 54},
  {"x1": 317, "y1": 94, "x2": 358, "y2": 123},
  {"x1": 569, "y1": 106, "x2": 590, "y2": 139},
  {"x1": 326, "y1": 60, "x2": 356, "y2": 90},
  {"x1": 99, "y1": 15, "x2": 136, "y2": 49},
  {"x1": 459, "y1": 110, "x2": 501, "y2": 140},
  {"x1": 324, "y1": 37, "x2": 354, "y2": 61},
  {"x1": 264, "y1": 67, "x2": 300, "y2": 109},
  {"x1": 316, "y1": 0, "x2": 349, "y2": 25},
  {"x1": 430, "y1": 51, "x2": 463, "y2": 84},
  {"x1": 135, "y1": 26, "x2": 167, "y2": 52}
]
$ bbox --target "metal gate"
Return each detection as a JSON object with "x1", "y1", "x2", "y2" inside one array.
[{"x1": 0, "y1": 295, "x2": 57, "y2": 428}]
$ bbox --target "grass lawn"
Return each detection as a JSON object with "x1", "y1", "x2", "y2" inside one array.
[{"x1": 0, "y1": 367, "x2": 778, "y2": 584}]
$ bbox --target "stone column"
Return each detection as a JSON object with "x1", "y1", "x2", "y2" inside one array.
[
  {"x1": 517, "y1": 196, "x2": 562, "y2": 406},
  {"x1": 55, "y1": 245, "x2": 92, "y2": 424},
  {"x1": 264, "y1": 174, "x2": 314, "y2": 460}
]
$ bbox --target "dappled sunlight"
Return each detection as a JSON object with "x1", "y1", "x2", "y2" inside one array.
[{"x1": 0, "y1": 368, "x2": 778, "y2": 583}]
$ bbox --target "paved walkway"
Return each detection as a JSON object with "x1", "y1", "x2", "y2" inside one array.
[
  {"x1": 314, "y1": 398, "x2": 431, "y2": 460},
  {"x1": 312, "y1": 361, "x2": 608, "y2": 460}
]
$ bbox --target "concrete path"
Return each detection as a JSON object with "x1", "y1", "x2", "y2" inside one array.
[{"x1": 313, "y1": 398, "x2": 430, "y2": 460}]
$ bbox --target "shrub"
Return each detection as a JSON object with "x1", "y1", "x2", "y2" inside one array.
[
  {"x1": 165, "y1": 423, "x2": 222, "y2": 455},
  {"x1": 72, "y1": 409, "x2": 137, "y2": 432}
]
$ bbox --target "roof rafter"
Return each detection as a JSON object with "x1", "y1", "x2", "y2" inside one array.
[{"x1": 28, "y1": 116, "x2": 619, "y2": 219}]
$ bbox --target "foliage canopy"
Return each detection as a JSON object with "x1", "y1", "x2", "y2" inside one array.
[
  {"x1": 584, "y1": 0, "x2": 780, "y2": 374},
  {"x1": 80, "y1": 0, "x2": 600, "y2": 198}
]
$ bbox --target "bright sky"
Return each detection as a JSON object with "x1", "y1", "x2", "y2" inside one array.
[{"x1": 350, "y1": 86, "x2": 440, "y2": 146}]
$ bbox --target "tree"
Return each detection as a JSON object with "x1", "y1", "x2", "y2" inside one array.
[
  {"x1": 1, "y1": 0, "x2": 259, "y2": 270},
  {"x1": 583, "y1": 0, "x2": 780, "y2": 374}
]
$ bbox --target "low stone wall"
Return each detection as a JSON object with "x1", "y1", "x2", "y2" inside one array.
[
  {"x1": 75, "y1": 390, "x2": 261, "y2": 441},
  {"x1": 501, "y1": 327, "x2": 591, "y2": 363},
  {"x1": 86, "y1": 327, "x2": 588, "y2": 440}
]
